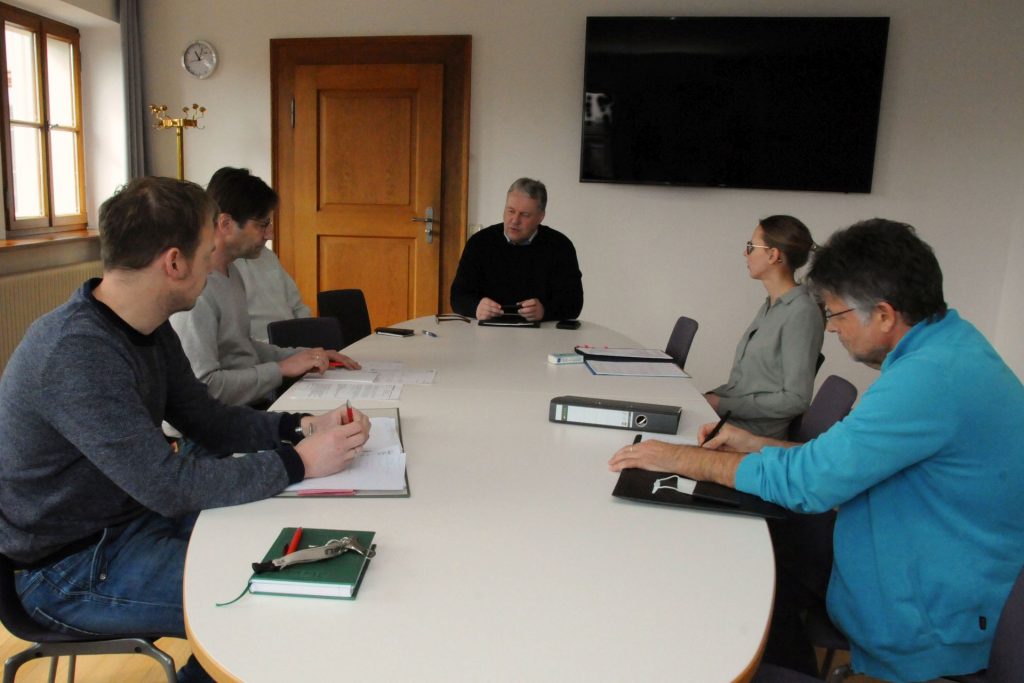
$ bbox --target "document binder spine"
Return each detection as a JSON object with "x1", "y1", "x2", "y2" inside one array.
[{"x1": 548, "y1": 396, "x2": 681, "y2": 434}]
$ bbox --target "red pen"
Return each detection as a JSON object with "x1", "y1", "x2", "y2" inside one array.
[
  {"x1": 346, "y1": 400, "x2": 354, "y2": 424},
  {"x1": 285, "y1": 527, "x2": 303, "y2": 555},
  {"x1": 329, "y1": 361, "x2": 346, "y2": 368}
]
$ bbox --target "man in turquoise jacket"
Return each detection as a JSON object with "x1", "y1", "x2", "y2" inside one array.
[{"x1": 610, "y1": 219, "x2": 1024, "y2": 682}]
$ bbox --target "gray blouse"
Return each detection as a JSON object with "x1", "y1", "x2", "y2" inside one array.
[{"x1": 710, "y1": 284, "x2": 824, "y2": 439}]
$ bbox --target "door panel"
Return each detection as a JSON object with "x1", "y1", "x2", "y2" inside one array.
[
  {"x1": 293, "y1": 62, "x2": 442, "y2": 329},
  {"x1": 318, "y1": 235, "x2": 412, "y2": 328},
  {"x1": 271, "y1": 36, "x2": 471, "y2": 326}
]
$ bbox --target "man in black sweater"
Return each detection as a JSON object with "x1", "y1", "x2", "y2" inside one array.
[{"x1": 450, "y1": 178, "x2": 583, "y2": 321}]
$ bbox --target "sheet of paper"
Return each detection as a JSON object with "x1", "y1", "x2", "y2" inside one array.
[
  {"x1": 284, "y1": 416, "x2": 406, "y2": 492},
  {"x1": 585, "y1": 360, "x2": 690, "y2": 378},
  {"x1": 283, "y1": 381, "x2": 403, "y2": 401},
  {"x1": 371, "y1": 369, "x2": 436, "y2": 385},
  {"x1": 358, "y1": 360, "x2": 405, "y2": 371},
  {"x1": 304, "y1": 369, "x2": 377, "y2": 383},
  {"x1": 576, "y1": 347, "x2": 673, "y2": 361},
  {"x1": 363, "y1": 416, "x2": 402, "y2": 452}
]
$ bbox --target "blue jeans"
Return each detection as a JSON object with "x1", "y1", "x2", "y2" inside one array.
[{"x1": 16, "y1": 511, "x2": 196, "y2": 638}]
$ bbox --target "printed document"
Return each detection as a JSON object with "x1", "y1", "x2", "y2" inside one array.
[
  {"x1": 283, "y1": 416, "x2": 406, "y2": 493},
  {"x1": 282, "y1": 382, "x2": 403, "y2": 401}
]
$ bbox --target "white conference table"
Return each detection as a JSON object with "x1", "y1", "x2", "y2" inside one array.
[{"x1": 184, "y1": 317, "x2": 774, "y2": 682}]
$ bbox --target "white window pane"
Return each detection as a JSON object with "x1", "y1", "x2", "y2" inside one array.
[
  {"x1": 11, "y1": 125, "x2": 44, "y2": 219},
  {"x1": 50, "y1": 130, "x2": 79, "y2": 216},
  {"x1": 5, "y1": 23, "x2": 40, "y2": 123},
  {"x1": 46, "y1": 36, "x2": 75, "y2": 126}
]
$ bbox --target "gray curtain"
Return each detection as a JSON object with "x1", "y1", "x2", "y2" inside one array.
[{"x1": 119, "y1": 0, "x2": 146, "y2": 178}]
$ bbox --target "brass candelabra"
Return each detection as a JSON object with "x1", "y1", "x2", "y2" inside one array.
[{"x1": 149, "y1": 103, "x2": 206, "y2": 180}]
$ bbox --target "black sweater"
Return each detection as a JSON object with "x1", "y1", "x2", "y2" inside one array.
[{"x1": 449, "y1": 224, "x2": 583, "y2": 321}]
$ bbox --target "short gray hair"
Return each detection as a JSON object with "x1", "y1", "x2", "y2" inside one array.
[{"x1": 507, "y1": 177, "x2": 547, "y2": 212}]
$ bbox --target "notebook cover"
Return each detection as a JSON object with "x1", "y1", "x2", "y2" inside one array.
[
  {"x1": 612, "y1": 468, "x2": 787, "y2": 519},
  {"x1": 248, "y1": 528, "x2": 376, "y2": 599}
]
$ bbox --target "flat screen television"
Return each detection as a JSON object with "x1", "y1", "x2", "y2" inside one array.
[{"x1": 581, "y1": 17, "x2": 890, "y2": 193}]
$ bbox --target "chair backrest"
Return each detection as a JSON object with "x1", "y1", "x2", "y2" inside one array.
[
  {"x1": 987, "y1": 564, "x2": 1024, "y2": 683},
  {"x1": 267, "y1": 317, "x2": 344, "y2": 350},
  {"x1": 665, "y1": 316, "x2": 699, "y2": 369},
  {"x1": 317, "y1": 289, "x2": 372, "y2": 349},
  {"x1": 788, "y1": 375, "x2": 858, "y2": 442}
]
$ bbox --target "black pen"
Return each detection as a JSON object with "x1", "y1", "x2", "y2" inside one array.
[{"x1": 701, "y1": 410, "x2": 732, "y2": 446}]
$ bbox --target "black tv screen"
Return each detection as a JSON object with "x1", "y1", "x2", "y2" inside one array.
[{"x1": 581, "y1": 17, "x2": 889, "y2": 193}]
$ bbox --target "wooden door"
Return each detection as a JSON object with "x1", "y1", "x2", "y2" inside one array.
[
  {"x1": 272, "y1": 37, "x2": 471, "y2": 330},
  {"x1": 294, "y1": 63, "x2": 441, "y2": 327}
]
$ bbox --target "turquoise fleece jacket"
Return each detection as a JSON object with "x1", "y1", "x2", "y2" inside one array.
[{"x1": 736, "y1": 310, "x2": 1024, "y2": 682}]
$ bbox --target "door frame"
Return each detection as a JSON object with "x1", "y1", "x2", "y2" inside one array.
[{"x1": 270, "y1": 35, "x2": 471, "y2": 315}]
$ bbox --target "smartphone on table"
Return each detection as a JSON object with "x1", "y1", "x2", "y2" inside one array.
[{"x1": 375, "y1": 327, "x2": 415, "y2": 337}]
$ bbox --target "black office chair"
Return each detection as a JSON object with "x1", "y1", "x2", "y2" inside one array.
[
  {"x1": 0, "y1": 553, "x2": 176, "y2": 683},
  {"x1": 943, "y1": 563, "x2": 1024, "y2": 683},
  {"x1": 788, "y1": 375, "x2": 858, "y2": 443},
  {"x1": 776, "y1": 375, "x2": 858, "y2": 680},
  {"x1": 802, "y1": 563, "x2": 1024, "y2": 683},
  {"x1": 664, "y1": 316, "x2": 699, "y2": 370},
  {"x1": 317, "y1": 289, "x2": 372, "y2": 349},
  {"x1": 267, "y1": 316, "x2": 344, "y2": 350}
]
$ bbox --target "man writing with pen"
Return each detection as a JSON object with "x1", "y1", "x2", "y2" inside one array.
[
  {"x1": 0, "y1": 177, "x2": 371, "y2": 682},
  {"x1": 609, "y1": 220, "x2": 1024, "y2": 683}
]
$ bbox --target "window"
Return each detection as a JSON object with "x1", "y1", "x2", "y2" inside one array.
[{"x1": 1, "y1": 2, "x2": 86, "y2": 236}]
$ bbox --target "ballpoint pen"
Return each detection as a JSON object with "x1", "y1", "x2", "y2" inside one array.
[
  {"x1": 701, "y1": 411, "x2": 732, "y2": 446},
  {"x1": 346, "y1": 400, "x2": 354, "y2": 424},
  {"x1": 421, "y1": 329, "x2": 438, "y2": 337}
]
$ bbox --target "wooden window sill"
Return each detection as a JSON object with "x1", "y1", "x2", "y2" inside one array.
[
  {"x1": 0, "y1": 229, "x2": 101, "y2": 277},
  {"x1": 0, "y1": 228, "x2": 98, "y2": 251}
]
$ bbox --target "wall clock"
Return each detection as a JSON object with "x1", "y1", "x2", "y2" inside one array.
[{"x1": 182, "y1": 40, "x2": 217, "y2": 79}]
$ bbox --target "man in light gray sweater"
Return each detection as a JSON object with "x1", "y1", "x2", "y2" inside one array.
[
  {"x1": 171, "y1": 167, "x2": 358, "y2": 407},
  {"x1": 0, "y1": 177, "x2": 369, "y2": 682}
]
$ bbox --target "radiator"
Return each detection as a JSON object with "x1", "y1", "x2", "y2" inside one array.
[{"x1": 0, "y1": 261, "x2": 103, "y2": 373}]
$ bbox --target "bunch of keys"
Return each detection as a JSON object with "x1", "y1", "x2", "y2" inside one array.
[{"x1": 252, "y1": 536, "x2": 376, "y2": 574}]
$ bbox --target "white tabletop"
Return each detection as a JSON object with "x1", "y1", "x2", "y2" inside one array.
[{"x1": 184, "y1": 318, "x2": 773, "y2": 682}]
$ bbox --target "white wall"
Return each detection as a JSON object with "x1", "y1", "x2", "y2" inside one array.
[
  {"x1": 79, "y1": 16, "x2": 126, "y2": 222},
  {"x1": 138, "y1": 0, "x2": 1024, "y2": 394}
]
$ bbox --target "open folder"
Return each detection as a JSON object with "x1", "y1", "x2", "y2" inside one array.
[
  {"x1": 612, "y1": 467, "x2": 786, "y2": 519},
  {"x1": 278, "y1": 408, "x2": 410, "y2": 497}
]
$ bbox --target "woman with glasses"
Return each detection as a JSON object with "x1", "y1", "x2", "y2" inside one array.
[{"x1": 704, "y1": 215, "x2": 824, "y2": 438}]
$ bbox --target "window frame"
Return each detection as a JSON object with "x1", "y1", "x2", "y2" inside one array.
[{"x1": 0, "y1": 2, "x2": 87, "y2": 237}]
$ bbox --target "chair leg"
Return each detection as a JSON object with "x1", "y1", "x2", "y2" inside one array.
[
  {"x1": 819, "y1": 648, "x2": 835, "y2": 679},
  {"x1": 64, "y1": 654, "x2": 75, "y2": 683},
  {"x1": 3, "y1": 639, "x2": 175, "y2": 683}
]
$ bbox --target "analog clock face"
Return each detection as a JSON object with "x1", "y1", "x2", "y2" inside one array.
[{"x1": 183, "y1": 40, "x2": 217, "y2": 79}]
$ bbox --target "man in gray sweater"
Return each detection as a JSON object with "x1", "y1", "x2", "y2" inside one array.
[
  {"x1": 171, "y1": 167, "x2": 358, "y2": 407},
  {"x1": 0, "y1": 177, "x2": 369, "y2": 681}
]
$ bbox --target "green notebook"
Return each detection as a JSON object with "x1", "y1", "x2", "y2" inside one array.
[{"x1": 248, "y1": 527, "x2": 376, "y2": 600}]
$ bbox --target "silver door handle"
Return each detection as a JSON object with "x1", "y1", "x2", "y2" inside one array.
[{"x1": 411, "y1": 206, "x2": 439, "y2": 244}]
